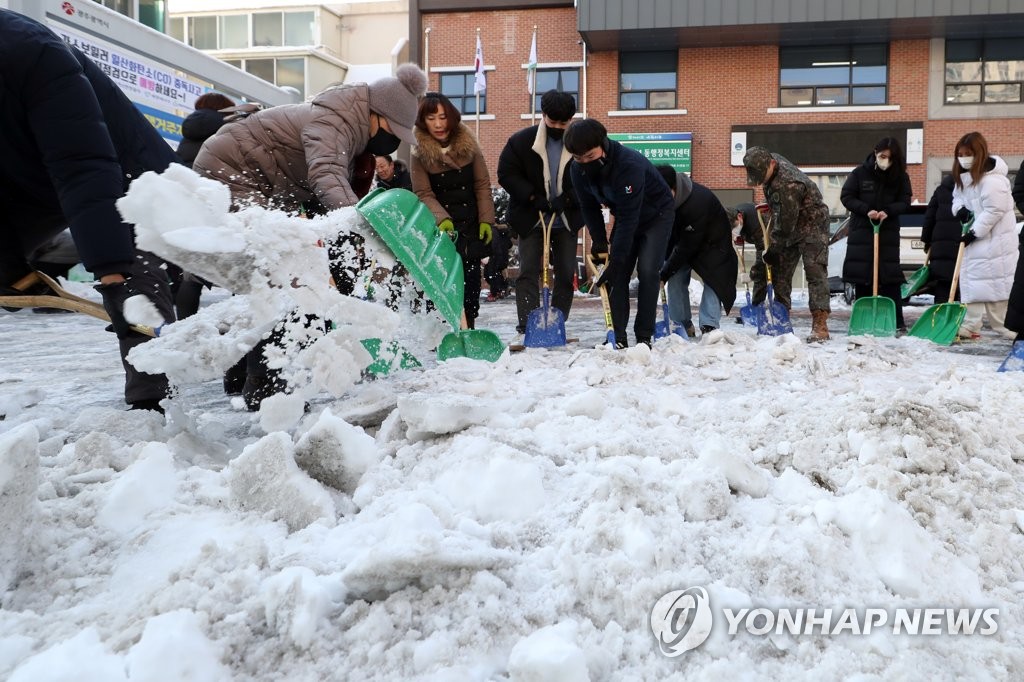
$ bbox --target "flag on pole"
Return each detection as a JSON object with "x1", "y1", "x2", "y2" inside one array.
[
  {"x1": 527, "y1": 30, "x2": 538, "y2": 94},
  {"x1": 474, "y1": 35, "x2": 486, "y2": 94}
]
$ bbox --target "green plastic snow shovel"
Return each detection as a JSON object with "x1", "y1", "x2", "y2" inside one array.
[
  {"x1": 908, "y1": 220, "x2": 971, "y2": 345},
  {"x1": 437, "y1": 310, "x2": 506, "y2": 362},
  {"x1": 900, "y1": 259, "x2": 931, "y2": 299},
  {"x1": 355, "y1": 188, "x2": 464, "y2": 330},
  {"x1": 354, "y1": 188, "x2": 504, "y2": 362},
  {"x1": 849, "y1": 219, "x2": 897, "y2": 337},
  {"x1": 360, "y1": 337, "x2": 422, "y2": 375}
]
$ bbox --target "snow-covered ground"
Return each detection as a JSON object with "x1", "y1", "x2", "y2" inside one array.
[{"x1": 2, "y1": 169, "x2": 1023, "y2": 681}]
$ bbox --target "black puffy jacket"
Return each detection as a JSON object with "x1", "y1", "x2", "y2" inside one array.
[
  {"x1": 0, "y1": 9, "x2": 178, "y2": 278},
  {"x1": 840, "y1": 153, "x2": 912, "y2": 285},
  {"x1": 921, "y1": 175, "x2": 962, "y2": 284}
]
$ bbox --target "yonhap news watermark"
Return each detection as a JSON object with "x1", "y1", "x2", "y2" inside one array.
[{"x1": 650, "y1": 587, "x2": 999, "y2": 657}]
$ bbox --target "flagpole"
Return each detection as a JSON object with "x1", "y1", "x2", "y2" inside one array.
[
  {"x1": 475, "y1": 28, "x2": 481, "y2": 138},
  {"x1": 581, "y1": 39, "x2": 588, "y2": 118},
  {"x1": 530, "y1": 26, "x2": 537, "y2": 124},
  {"x1": 424, "y1": 27, "x2": 431, "y2": 87}
]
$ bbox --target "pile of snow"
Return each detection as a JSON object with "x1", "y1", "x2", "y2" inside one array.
[{"x1": 1, "y1": 168, "x2": 1023, "y2": 680}]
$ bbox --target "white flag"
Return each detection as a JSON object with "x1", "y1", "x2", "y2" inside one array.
[
  {"x1": 474, "y1": 35, "x2": 486, "y2": 95},
  {"x1": 527, "y1": 31, "x2": 538, "y2": 95}
]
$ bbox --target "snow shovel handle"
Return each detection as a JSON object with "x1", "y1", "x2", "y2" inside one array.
[
  {"x1": 870, "y1": 219, "x2": 882, "y2": 297},
  {"x1": 947, "y1": 218, "x2": 975, "y2": 304},
  {"x1": 538, "y1": 211, "x2": 556, "y2": 290},
  {"x1": 755, "y1": 204, "x2": 776, "y2": 284}
]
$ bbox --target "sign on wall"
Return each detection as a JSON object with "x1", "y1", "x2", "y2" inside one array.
[
  {"x1": 53, "y1": 24, "x2": 214, "y2": 145},
  {"x1": 609, "y1": 132, "x2": 692, "y2": 174}
]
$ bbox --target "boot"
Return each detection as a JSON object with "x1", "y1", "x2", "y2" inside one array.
[
  {"x1": 242, "y1": 372, "x2": 287, "y2": 412},
  {"x1": 808, "y1": 310, "x2": 830, "y2": 342}
]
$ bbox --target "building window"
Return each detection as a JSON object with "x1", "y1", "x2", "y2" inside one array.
[
  {"x1": 945, "y1": 38, "x2": 1024, "y2": 104},
  {"x1": 168, "y1": 16, "x2": 184, "y2": 42},
  {"x1": 284, "y1": 12, "x2": 315, "y2": 47},
  {"x1": 93, "y1": 0, "x2": 132, "y2": 17},
  {"x1": 253, "y1": 12, "x2": 284, "y2": 47},
  {"x1": 245, "y1": 58, "x2": 276, "y2": 83},
  {"x1": 277, "y1": 58, "x2": 306, "y2": 99},
  {"x1": 779, "y1": 45, "x2": 887, "y2": 107},
  {"x1": 219, "y1": 15, "x2": 248, "y2": 50},
  {"x1": 531, "y1": 68, "x2": 579, "y2": 112},
  {"x1": 238, "y1": 57, "x2": 307, "y2": 100},
  {"x1": 619, "y1": 51, "x2": 677, "y2": 110},
  {"x1": 189, "y1": 15, "x2": 218, "y2": 50},
  {"x1": 440, "y1": 73, "x2": 486, "y2": 115}
]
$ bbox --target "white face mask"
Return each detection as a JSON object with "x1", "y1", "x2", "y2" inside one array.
[
  {"x1": 875, "y1": 154, "x2": 891, "y2": 171},
  {"x1": 958, "y1": 156, "x2": 974, "y2": 170}
]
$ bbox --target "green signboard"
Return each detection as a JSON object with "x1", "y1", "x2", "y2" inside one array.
[{"x1": 608, "y1": 132, "x2": 692, "y2": 174}]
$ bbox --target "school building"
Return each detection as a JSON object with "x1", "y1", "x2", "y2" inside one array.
[{"x1": 410, "y1": 0, "x2": 1024, "y2": 220}]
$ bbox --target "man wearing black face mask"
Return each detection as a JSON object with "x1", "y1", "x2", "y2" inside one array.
[
  {"x1": 497, "y1": 90, "x2": 583, "y2": 336},
  {"x1": 565, "y1": 118, "x2": 675, "y2": 348}
]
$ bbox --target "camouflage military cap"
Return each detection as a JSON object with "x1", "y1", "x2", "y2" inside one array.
[{"x1": 742, "y1": 146, "x2": 774, "y2": 185}]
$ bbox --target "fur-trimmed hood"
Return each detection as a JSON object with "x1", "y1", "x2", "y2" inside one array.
[{"x1": 412, "y1": 123, "x2": 481, "y2": 173}]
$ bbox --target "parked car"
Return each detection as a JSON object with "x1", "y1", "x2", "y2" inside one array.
[{"x1": 827, "y1": 204, "x2": 929, "y2": 304}]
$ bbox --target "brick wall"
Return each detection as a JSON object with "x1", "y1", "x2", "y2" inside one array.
[{"x1": 420, "y1": 8, "x2": 1024, "y2": 209}]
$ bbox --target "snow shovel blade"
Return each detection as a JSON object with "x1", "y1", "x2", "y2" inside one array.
[
  {"x1": 908, "y1": 302, "x2": 967, "y2": 345},
  {"x1": 998, "y1": 340, "x2": 1024, "y2": 372},
  {"x1": 360, "y1": 338, "x2": 421, "y2": 376},
  {"x1": 524, "y1": 288, "x2": 566, "y2": 347},
  {"x1": 848, "y1": 295, "x2": 897, "y2": 337},
  {"x1": 436, "y1": 329, "x2": 506, "y2": 362},
  {"x1": 740, "y1": 290, "x2": 757, "y2": 326},
  {"x1": 900, "y1": 264, "x2": 930, "y2": 299},
  {"x1": 355, "y1": 188, "x2": 464, "y2": 330},
  {"x1": 654, "y1": 301, "x2": 671, "y2": 339},
  {"x1": 756, "y1": 284, "x2": 792, "y2": 336}
]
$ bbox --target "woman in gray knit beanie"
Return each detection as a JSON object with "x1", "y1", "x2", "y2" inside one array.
[
  {"x1": 192, "y1": 63, "x2": 428, "y2": 411},
  {"x1": 193, "y1": 62, "x2": 427, "y2": 213}
]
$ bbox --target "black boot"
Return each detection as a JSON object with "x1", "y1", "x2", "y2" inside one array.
[
  {"x1": 242, "y1": 372, "x2": 287, "y2": 412},
  {"x1": 223, "y1": 357, "x2": 247, "y2": 395}
]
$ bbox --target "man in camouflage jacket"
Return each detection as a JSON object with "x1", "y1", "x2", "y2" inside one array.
[{"x1": 742, "y1": 146, "x2": 831, "y2": 341}]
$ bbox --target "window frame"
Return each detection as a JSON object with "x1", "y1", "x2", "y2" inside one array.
[
  {"x1": 778, "y1": 44, "x2": 889, "y2": 108},
  {"x1": 440, "y1": 72, "x2": 487, "y2": 115},
  {"x1": 530, "y1": 68, "x2": 580, "y2": 113},
  {"x1": 618, "y1": 51, "x2": 677, "y2": 111},
  {"x1": 945, "y1": 38, "x2": 1024, "y2": 105}
]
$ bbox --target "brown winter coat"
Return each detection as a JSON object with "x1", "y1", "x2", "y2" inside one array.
[
  {"x1": 410, "y1": 123, "x2": 495, "y2": 227},
  {"x1": 193, "y1": 84, "x2": 373, "y2": 211}
]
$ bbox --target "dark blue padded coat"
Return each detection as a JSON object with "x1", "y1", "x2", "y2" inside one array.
[{"x1": 0, "y1": 9, "x2": 178, "y2": 279}]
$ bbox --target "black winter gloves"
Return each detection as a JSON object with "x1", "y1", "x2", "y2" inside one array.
[
  {"x1": 594, "y1": 259, "x2": 619, "y2": 289},
  {"x1": 550, "y1": 194, "x2": 567, "y2": 213},
  {"x1": 95, "y1": 281, "x2": 146, "y2": 338},
  {"x1": 590, "y1": 241, "x2": 609, "y2": 265},
  {"x1": 762, "y1": 248, "x2": 781, "y2": 268},
  {"x1": 962, "y1": 230, "x2": 978, "y2": 246},
  {"x1": 659, "y1": 262, "x2": 675, "y2": 283},
  {"x1": 533, "y1": 196, "x2": 551, "y2": 213},
  {"x1": 956, "y1": 207, "x2": 974, "y2": 224}
]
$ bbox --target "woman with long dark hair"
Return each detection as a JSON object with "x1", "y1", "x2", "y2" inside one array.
[
  {"x1": 951, "y1": 131, "x2": 1017, "y2": 340},
  {"x1": 409, "y1": 93, "x2": 495, "y2": 328},
  {"x1": 840, "y1": 136, "x2": 913, "y2": 331}
]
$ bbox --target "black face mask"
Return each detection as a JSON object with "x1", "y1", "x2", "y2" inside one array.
[
  {"x1": 578, "y1": 157, "x2": 605, "y2": 182},
  {"x1": 545, "y1": 125, "x2": 564, "y2": 141},
  {"x1": 366, "y1": 127, "x2": 401, "y2": 156}
]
